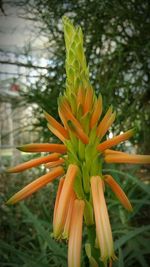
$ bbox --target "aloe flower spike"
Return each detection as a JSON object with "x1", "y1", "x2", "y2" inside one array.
[{"x1": 7, "y1": 16, "x2": 150, "y2": 267}]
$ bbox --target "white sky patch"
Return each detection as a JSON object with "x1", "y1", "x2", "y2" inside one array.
[
  {"x1": 108, "y1": 132, "x2": 113, "y2": 139},
  {"x1": 0, "y1": 3, "x2": 51, "y2": 86}
]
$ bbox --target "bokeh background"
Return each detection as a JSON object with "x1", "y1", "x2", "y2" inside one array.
[{"x1": 0, "y1": 1, "x2": 150, "y2": 266}]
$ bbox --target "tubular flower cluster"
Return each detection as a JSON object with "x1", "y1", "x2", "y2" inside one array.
[{"x1": 7, "y1": 17, "x2": 150, "y2": 267}]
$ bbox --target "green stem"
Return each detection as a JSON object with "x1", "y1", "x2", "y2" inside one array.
[{"x1": 87, "y1": 225, "x2": 104, "y2": 267}]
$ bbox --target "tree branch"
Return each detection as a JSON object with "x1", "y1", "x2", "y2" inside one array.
[{"x1": 0, "y1": 60, "x2": 50, "y2": 70}]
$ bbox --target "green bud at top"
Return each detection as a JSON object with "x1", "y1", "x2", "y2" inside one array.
[{"x1": 63, "y1": 16, "x2": 89, "y2": 97}]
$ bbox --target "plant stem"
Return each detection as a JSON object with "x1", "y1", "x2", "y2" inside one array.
[{"x1": 87, "y1": 225, "x2": 104, "y2": 267}]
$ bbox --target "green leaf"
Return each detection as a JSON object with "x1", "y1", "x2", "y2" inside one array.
[
  {"x1": 114, "y1": 225, "x2": 150, "y2": 250},
  {"x1": 118, "y1": 248, "x2": 124, "y2": 267}
]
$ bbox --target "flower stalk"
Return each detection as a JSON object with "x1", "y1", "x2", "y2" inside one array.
[{"x1": 7, "y1": 16, "x2": 150, "y2": 267}]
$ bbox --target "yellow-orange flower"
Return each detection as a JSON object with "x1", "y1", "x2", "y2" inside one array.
[
  {"x1": 53, "y1": 164, "x2": 78, "y2": 238},
  {"x1": 7, "y1": 166, "x2": 64, "y2": 204},
  {"x1": 68, "y1": 199, "x2": 85, "y2": 267},
  {"x1": 91, "y1": 176, "x2": 115, "y2": 263},
  {"x1": 104, "y1": 175, "x2": 133, "y2": 212}
]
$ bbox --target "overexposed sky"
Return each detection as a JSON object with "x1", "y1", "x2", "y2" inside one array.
[
  {"x1": 0, "y1": 3, "x2": 50, "y2": 83},
  {"x1": 0, "y1": 3, "x2": 49, "y2": 56}
]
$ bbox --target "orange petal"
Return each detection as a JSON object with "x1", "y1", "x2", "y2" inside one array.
[
  {"x1": 105, "y1": 154, "x2": 150, "y2": 164},
  {"x1": 99, "y1": 111, "x2": 116, "y2": 140},
  {"x1": 53, "y1": 164, "x2": 78, "y2": 238},
  {"x1": 45, "y1": 158, "x2": 65, "y2": 168},
  {"x1": 7, "y1": 153, "x2": 60, "y2": 173},
  {"x1": 91, "y1": 176, "x2": 115, "y2": 263},
  {"x1": 97, "y1": 106, "x2": 113, "y2": 139},
  {"x1": 44, "y1": 110, "x2": 69, "y2": 139},
  {"x1": 6, "y1": 166, "x2": 64, "y2": 205},
  {"x1": 60, "y1": 101, "x2": 82, "y2": 130},
  {"x1": 97, "y1": 129, "x2": 134, "y2": 152},
  {"x1": 53, "y1": 177, "x2": 65, "y2": 226},
  {"x1": 68, "y1": 199, "x2": 85, "y2": 267},
  {"x1": 62, "y1": 190, "x2": 76, "y2": 239},
  {"x1": 47, "y1": 123, "x2": 66, "y2": 142},
  {"x1": 83, "y1": 87, "x2": 93, "y2": 114},
  {"x1": 68, "y1": 120, "x2": 89, "y2": 144},
  {"x1": 104, "y1": 175, "x2": 133, "y2": 212},
  {"x1": 17, "y1": 143, "x2": 67, "y2": 154},
  {"x1": 103, "y1": 149, "x2": 126, "y2": 155},
  {"x1": 77, "y1": 87, "x2": 85, "y2": 108},
  {"x1": 61, "y1": 97, "x2": 72, "y2": 111},
  {"x1": 60, "y1": 100, "x2": 89, "y2": 144},
  {"x1": 90, "y1": 94, "x2": 102, "y2": 128},
  {"x1": 58, "y1": 108, "x2": 69, "y2": 129}
]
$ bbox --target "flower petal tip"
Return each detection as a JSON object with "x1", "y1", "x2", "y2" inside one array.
[
  {"x1": 43, "y1": 109, "x2": 47, "y2": 115},
  {"x1": 16, "y1": 146, "x2": 25, "y2": 152},
  {"x1": 130, "y1": 128, "x2": 136, "y2": 136},
  {"x1": 43, "y1": 110, "x2": 49, "y2": 119},
  {"x1": 127, "y1": 205, "x2": 133, "y2": 213},
  {"x1": 6, "y1": 197, "x2": 15, "y2": 205},
  {"x1": 5, "y1": 168, "x2": 12, "y2": 173}
]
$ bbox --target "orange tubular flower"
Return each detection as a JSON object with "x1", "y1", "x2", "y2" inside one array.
[
  {"x1": 104, "y1": 175, "x2": 133, "y2": 212},
  {"x1": 53, "y1": 177, "x2": 65, "y2": 227},
  {"x1": 7, "y1": 17, "x2": 150, "y2": 267},
  {"x1": 97, "y1": 106, "x2": 113, "y2": 139},
  {"x1": 91, "y1": 176, "x2": 115, "y2": 263},
  {"x1": 77, "y1": 87, "x2": 85, "y2": 108},
  {"x1": 45, "y1": 158, "x2": 65, "y2": 168},
  {"x1": 17, "y1": 143, "x2": 67, "y2": 153},
  {"x1": 53, "y1": 164, "x2": 78, "y2": 238},
  {"x1": 7, "y1": 153, "x2": 60, "y2": 173},
  {"x1": 105, "y1": 153, "x2": 150, "y2": 164},
  {"x1": 58, "y1": 108, "x2": 69, "y2": 130},
  {"x1": 7, "y1": 166, "x2": 64, "y2": 204},
  {"x1": 97, "y1": 129, "x2": 134, "y2": 152},
  {"x1": 60, "y1": 101, "x2": 81, "y2": 129},
  {"x1": 68, "y1": 199, "x2": 85, "y2": 267},
  {"x1": 90, "y1": 94, "x2": 102, "y2": 129},
  {"x1": 68, "y1": 119, "x2": 89, "y2": 144},
  {"x1": 83, "y1": 87, "x2": 93, "y2": 114},
  {"x1": 103, "y1": 149, "x2": 126, "y2": 155},
  {"x1": 62, "y1": 190, "x2": 76, "y2": 239},
  {"x1": 47, "y1": 123, "x2": 66, "y2": 142},
  {"x1": 44, "y1": 110, "x2": 69, "y2": 139}
]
